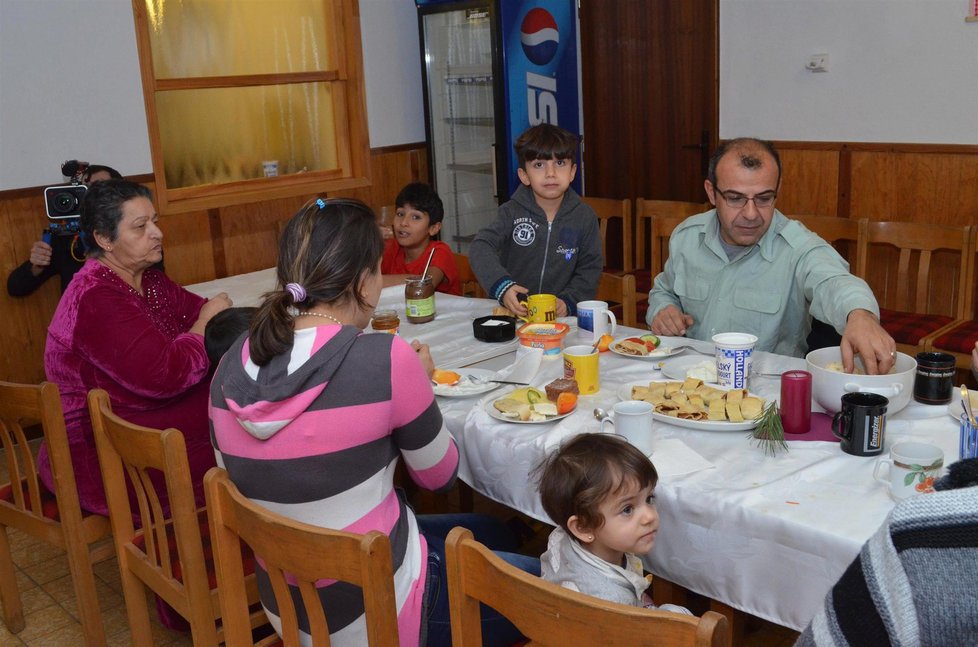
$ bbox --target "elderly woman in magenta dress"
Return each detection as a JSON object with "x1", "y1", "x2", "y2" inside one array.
[{"x1": 41, "y1": 179, "x2": 232, "y2": 516}]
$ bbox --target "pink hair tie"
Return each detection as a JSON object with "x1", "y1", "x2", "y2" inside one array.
[{"x1": 285, "y1": 282, "x2": 307, "y2": 303}]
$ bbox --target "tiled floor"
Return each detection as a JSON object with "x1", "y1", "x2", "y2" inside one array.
[{"x1": 2, "y1": 444, "x2": 798, "y2": 646}]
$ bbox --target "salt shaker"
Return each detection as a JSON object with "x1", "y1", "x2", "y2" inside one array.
[{"x1": 780, "y1": 370, "x2": 812, "y2": 435}]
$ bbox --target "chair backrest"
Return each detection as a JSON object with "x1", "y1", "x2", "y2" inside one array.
[
  {"x1": 454, "y1": 252, "x2": 486, "y2": 298},
  {"x1": 445, "y1": 527, "x2": 728, "y2": 647},
  {"x1": 596, "y1": 272, "x2": 638, "y2": 328},
  {"x1": 791, "y1": 215, "x2": 868, "y2": 278},
  {"x1": 0, "y1": 381, "x2": 111, "y2": 644},
  {"x1": 582, "y1": 196, "x2": 633, "y2": 272},
  {"x1": 88, "y1": 388, "x2": 220, "y2": 644},
  {"x1": 862, "y1": 221, "x2": 974, "y2": 318},
  {"x1": 204, "y1": 468, "x2": 400, "y2": 647},
  {"x1": 0, "y1": 382, "x2": 76, "y2": 533},
  {"x1": 635, "y1": 199, "x2": 708, "y2": 273}
]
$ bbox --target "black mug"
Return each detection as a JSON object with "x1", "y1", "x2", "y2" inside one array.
[
  {"x1": 832, "y1": 393, "x2": 887, "y2": 456},
  {"x1": 913, "y1": 352, "x2": 955, "y2": 404}
]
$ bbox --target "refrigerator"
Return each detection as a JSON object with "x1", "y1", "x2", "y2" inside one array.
[{"x1": 416, "y1": 0, "x2": 583, "y2": 254}]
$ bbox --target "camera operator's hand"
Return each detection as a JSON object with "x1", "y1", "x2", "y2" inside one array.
[{"x1": 28, "y1": 240, "x2": 54, "y2": 276}]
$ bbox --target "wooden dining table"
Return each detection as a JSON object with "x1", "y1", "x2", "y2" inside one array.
[{"x1": 187, "y1": 271, "x2": 961, "y2": 633}]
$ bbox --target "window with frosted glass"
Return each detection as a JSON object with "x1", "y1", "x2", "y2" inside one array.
[
  {"x1": 156, "y1": 84, "x2": 338, "y2": 188},
  {"x1": 145, "y1": 0, "x2": 334, "y2": 77}
]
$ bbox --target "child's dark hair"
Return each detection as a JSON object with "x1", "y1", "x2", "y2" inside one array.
[
  {"x1": 535, "y1": 433, "x2": 658, "y2": 536},
  {"x1": 249, "y1": 197, "x2": 384, "y2": 366},
  {"x1": 395, "y1": 182, "x2": 444, "y2": 226},
  {"x1": 204, "y1": 307, "x2": 257, "y2": 365},
  {"x1": 514, "y1": 123, "x2": 579, "y2": 166}
]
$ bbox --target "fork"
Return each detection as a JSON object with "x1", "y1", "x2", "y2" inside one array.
[{"x1": 467, "y1": 374, "x2": 529, "y2": 386}]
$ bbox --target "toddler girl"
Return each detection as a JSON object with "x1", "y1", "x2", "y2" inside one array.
[{"x1": 535, "y1": 433, "x2": 690, "y2": 614}]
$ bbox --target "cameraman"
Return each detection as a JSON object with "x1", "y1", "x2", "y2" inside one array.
[{"x1": 7, "y1": 165, "x2": 121, "y2": 297}]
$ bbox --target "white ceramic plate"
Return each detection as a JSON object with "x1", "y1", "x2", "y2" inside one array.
[
  {"x1": 946, "y1": 388, "x2": 978, "y2": 421},
  {"x1": 432, "y1": 368, "x2": 504, "y2": 398},
  {"x1": 660, "y1": 355, "x2": 716, "y2": 381},
  {"x1": 616, "y1": 379, "x2": 762, "y2": 432},
  {"x1": 485, "y1": 386, "x2": 576, "y2": 424},
  {"x1": 609, "y1": 337, "x2": 683, "y2": 361}
]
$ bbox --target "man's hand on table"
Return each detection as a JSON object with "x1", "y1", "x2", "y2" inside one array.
[
  {"x1": 841, "y1": 309, "x2": 896, "y2": 375},
  {"x1": 650, "y1": 305, "x2": 694, "y2": 336},
  {"x1": 412, "y1": 340, "x2": 435, "y2": 378}
]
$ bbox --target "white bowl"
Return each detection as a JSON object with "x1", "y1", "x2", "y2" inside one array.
[{"x1": 805, "y1": 346, "x2": 916, "y2": 415}]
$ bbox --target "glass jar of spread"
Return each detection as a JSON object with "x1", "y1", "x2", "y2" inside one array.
[
  {"x1": 404, "y1": 276, "x2": 436, "y2": 324},
  {"x1": 371, "y1": 309, "x2": 400, "y2": 334}
]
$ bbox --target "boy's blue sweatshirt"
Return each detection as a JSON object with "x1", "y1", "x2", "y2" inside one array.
[{"x1": 468, "y1": 184, "x2": 603, "y2": 316}]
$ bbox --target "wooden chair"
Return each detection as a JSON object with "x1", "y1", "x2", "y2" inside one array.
[
  {"x1": 927, "y1": 227, "x2": 978, "y2": 369},
  {"x1": 88, "y1": 389, "x2": 261, "y2": 646},
  {"x1": 581, "y1": 196, "x2": 633, "y2": 273},
  {"x1": 632, "y1": 200, "x2": 706, "y2": 325},
  {"x1": 446, "y1": 527, "x2": 727, "y2": 647},
  {"x1": 597, "y1": 271, "x2": 638, "y2": 328},
  {"x1": 204, "y1": 468, "x2": 400, "y2": 647},
  {"x1": 635, "y1": 199, "x2": 709, "y2": 277},
  {"x1": 791, "y1": 215, "x2": 868, "y2": 279},
  {"x1": 857, "y1": 221, "x2": 975, "y2": 357},
  {"x1": 454, "y1": 252, "x2": 487, "y2": 298},
  {"x1": 0, "y1": 381, "x2": 112, "y2": 646}
]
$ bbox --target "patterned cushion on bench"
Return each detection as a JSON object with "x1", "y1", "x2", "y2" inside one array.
[
  {"x1": 930, "y1": 320, "x2": 978, "y2": 355},
  {"x1": 879, "y1": 308, "x2": 953, "y2": 346}
]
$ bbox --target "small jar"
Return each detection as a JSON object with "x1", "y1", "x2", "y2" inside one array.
[
  {"x1": 405, "y1": 276, "x2": 436, "y2": 324},
  {"x1": 371, "y1": 309, "x2": 400, "y2": 335}
]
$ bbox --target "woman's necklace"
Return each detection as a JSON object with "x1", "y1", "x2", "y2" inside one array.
[{"x1": 297, "y1": 311, "x2": 344, "y2": 326}]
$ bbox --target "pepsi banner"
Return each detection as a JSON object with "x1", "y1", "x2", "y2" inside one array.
[{"x1": 500, "y1": 0, "x2": 581, "y2": 196}]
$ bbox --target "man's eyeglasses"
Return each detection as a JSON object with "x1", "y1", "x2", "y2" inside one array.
[{"x1": 714, "y1": 188, "x2": 777, "y2": 209}]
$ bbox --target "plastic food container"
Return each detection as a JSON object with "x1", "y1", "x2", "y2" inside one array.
[
  {"x1": 516, "y1": 322, "x2": 571, "y2": 357},
  {"x1": 472, "y1": 315, "x2": 517, "y2": 342}
]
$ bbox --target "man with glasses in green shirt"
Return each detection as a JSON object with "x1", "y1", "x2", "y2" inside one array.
[{"x1": 648, "y1": 137, "x2": 896, "y2": 374}]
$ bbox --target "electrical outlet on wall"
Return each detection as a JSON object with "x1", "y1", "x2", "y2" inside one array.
[{"x1": 806, "y1": 53, "x2": 829, "y2": 72}]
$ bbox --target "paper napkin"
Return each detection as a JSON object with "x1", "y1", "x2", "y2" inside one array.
[
  {"x1": 648, "y1": 438, "x2": 715, "y2": 478},
  {"x1": 495, "y1": 347, "x2": 543, "y2": 384}
]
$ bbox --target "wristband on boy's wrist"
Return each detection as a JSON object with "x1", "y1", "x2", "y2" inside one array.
[{"x1": 493, "y1": 279, "x2": 515, "y2": 304}]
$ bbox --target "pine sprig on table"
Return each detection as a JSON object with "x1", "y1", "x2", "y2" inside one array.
[{"x1": 749, "y1": 401, "x2": 789, "y2": 457}]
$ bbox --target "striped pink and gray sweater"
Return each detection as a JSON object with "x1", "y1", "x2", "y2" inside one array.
[{"x1": 209, "y1": 324, "x2": 459, "y2": 646}]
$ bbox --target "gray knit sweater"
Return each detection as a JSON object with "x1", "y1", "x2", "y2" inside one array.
[{"x1": 796, "y1": 460, "x2": 978, "y2": 646}]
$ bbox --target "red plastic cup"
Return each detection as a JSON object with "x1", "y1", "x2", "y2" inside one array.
[{"x1": 780, "y1": 370, "x2": 813, "y2": 435}]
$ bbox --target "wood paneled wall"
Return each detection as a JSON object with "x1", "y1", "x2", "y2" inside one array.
[
  {"x1": 0, "y1": 145, "x2": 427, "y2": 384},
  {"x1": 774, "y1": 142, "x2": 978, "y2": 322}
]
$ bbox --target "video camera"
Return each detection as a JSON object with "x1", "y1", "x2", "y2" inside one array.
[{"x1": 43, "y1": 160, "x2": 88, "y2": 236}]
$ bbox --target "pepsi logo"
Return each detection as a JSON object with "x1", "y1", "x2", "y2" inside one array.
[{"x1": 520, "y1": 8, "x2": 559, "y2": 66}]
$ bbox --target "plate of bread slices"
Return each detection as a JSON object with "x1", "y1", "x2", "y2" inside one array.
[
  {"x1": 618, "y1": 378, "x2": 765, "y2": 431},
  {"x1": 488, "y1": 379, "x2": 579, "y2": 424}
]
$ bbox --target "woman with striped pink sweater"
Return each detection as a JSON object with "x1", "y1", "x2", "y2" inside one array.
[{"x1": 209, "y1": 197, "x2": 536, "y2": 647}]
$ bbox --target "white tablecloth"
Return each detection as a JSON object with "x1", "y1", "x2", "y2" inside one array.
[
  {"x1": 185, "y1": 271, "x2": 959, "y2": 631},
  {"x1": 434, "y1": 328, "x2": 958, "y2": 632},
  {"x1": 186, "y1": 271, "x2": 519, "y2": 368}
]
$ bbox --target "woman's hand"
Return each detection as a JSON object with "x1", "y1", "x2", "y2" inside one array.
[
  {"x1": 411, "y1": 340, "x2": 435, "y2": 378},
  {"x1": 190, "y1": 292, "x2": 233, "y2": 335}
]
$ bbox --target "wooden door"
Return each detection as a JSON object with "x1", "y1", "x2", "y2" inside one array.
[{"x1": 580, "y1": 0, "x2": 718, "y2": 203}]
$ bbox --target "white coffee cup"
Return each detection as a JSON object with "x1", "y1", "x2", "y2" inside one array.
[
  {"x1": 601, "y1": 400, "x2": 653, "y2": 453},
  {"x1": 873, "y1": 441, "x2": 943, "y2": 500},
  {"x1": 576, "y1": 300, "x2": 617, "y2": 342},
  {"x1": 262, "y1": 160, "x2": 279, "y2": 177}
]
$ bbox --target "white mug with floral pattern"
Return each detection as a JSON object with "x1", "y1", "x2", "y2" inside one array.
[{"x1": 873, "y1": 441, "x2": 943, "y2": 500}]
